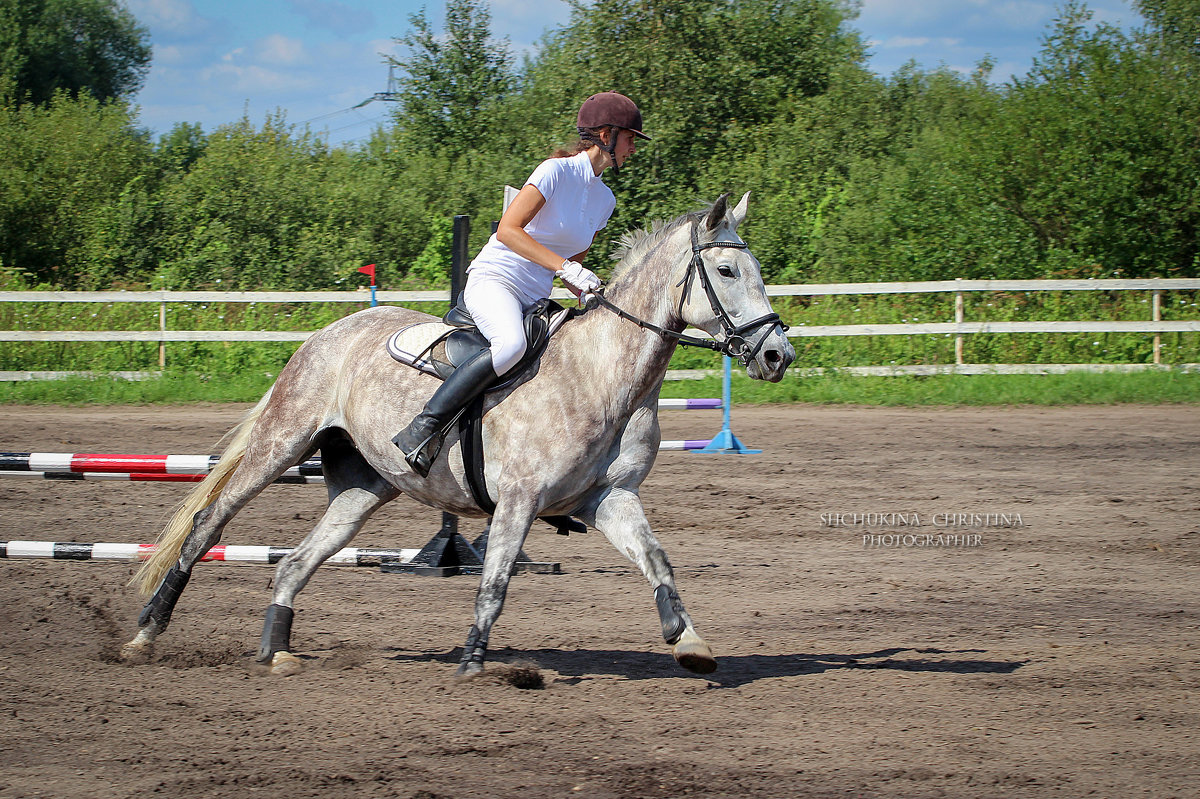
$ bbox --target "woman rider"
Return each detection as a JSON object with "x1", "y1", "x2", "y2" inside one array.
[{"x1": 393, "y1": 91, "x2": 650, "y2": 477}]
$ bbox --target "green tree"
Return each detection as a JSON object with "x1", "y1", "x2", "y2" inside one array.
[
  {"x1": 808, "y1": 2, "x2": 1200, "y2": 282},
  {"x1": 0, "y1": 92, "x2": 153, "y2": 287},
  {"x1": 154, "y1": 115, "x2": 365, "y2": 290},
  {"x1": 0, "y1": 0, "x2": 151, "y2": 105},
  {"x1": 155, "y1": 122, "x2": 207, "y2": 175},
  {"x1": 512, "y1": 0, "x2": 866, "y2": 263},
  {"x1": 388, "y1": 0, "x2": 514, "y2": 155},
  {"x1": 977, "y1": 2, "x2": 1200, "y2": 276},
  {"x1": 1135, "y1": 0, "x2": 1200, "y2": 58}
]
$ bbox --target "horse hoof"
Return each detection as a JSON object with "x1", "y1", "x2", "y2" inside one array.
[
  {"x1": 119, "y1": 640, "x2": 152, "y2": 665},
  {"x1": 269, "y1": 651, "x2": 304, "y2": 676},
  {"x1": 673, "y1": 633, "x2": 717, "y2": 674},
  {"x1": 455, "y1": 661, "x2": 484, "y2": 680}
]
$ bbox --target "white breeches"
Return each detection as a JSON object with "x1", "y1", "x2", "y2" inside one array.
[{"x1": 463, "y1": 275, "x2": 536, "y2": 376}]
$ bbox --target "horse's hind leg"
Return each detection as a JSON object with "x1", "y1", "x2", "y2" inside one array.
[
  {"x1": 122, "y1": 475, "x2": 289, "y2": 662},
  {"x1": 583, "y1": 487, "x2": 717, "y2": 674},
  {"x1": 258, "y1": 437, "x2": 400, "y2": 675},
  {"x1": 121, "y1": 419, "x2": 317, "y2": 662}
]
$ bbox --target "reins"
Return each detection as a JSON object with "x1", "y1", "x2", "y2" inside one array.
[
  {"x1": 586, "y1": 217, "x2": 788, "y2": 365},
  {"x1": 586, "y1": 292, "x2": 726, "y2": 353}
]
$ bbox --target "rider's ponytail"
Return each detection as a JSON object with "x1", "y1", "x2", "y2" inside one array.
[{"x1": 550, "y1": 126, "x2": 611, "y2": 159}]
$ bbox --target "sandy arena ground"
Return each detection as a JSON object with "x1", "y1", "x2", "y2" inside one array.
[{"x1": 0, "y1": 402, "x2": 1197, "y2": 798}]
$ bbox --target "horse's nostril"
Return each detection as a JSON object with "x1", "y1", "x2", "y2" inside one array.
[{"x1": 765, "y1": 349, "x2": 782, "y2": 365}]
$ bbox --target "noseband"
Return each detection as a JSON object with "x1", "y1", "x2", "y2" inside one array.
[{"x1": 588, "y1": 218, "x2": 788, "y2": 365}]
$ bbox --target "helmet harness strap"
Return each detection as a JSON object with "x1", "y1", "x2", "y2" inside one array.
[{"x1": 579, "y1": 127, "x2": 621, "y2": 178}]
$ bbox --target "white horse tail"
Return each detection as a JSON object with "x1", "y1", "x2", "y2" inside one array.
[{"x1": 129, "y1": 388, "x2": 274, "y2": 596}]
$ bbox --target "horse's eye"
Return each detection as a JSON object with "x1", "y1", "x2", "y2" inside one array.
[{"x1": 718, "y1": 265, "x2": 735, "y2": 278}]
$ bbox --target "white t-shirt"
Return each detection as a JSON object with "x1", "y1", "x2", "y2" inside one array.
[{"x1": 467, "y1": 151, "x2": 616, "y2": 303}]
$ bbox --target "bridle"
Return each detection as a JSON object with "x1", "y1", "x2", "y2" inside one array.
[{"x1": 587, "y1": 217, "x2": 788, "y2": 365}]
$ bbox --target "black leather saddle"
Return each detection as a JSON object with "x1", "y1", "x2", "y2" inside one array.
[{"x1": 437, "y1": 297, "x2": 563, "y2": 391}]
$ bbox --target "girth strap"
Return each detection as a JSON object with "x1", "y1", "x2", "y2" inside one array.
[
  {"x1": 458, "y1": 395, "x2": 586, "y2": 537},
  {"x1": 459, "y1": 395, "x2": 492, "y2": 513}
]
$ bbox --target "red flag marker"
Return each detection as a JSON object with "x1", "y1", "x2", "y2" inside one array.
[{"x1": 358, "y1": 264, "x2": 376, "y2": 284}]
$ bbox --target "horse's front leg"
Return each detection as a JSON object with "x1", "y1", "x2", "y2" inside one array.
[
  {"x1": 457, "y1": 495, "x2": 538, "y2": 678},
  {"x1": 583, "y1": 487, "x2": 717, "y2": 674}
]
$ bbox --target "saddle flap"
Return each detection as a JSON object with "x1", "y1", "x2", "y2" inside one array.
[
  {"x1": 444, "y1": 328, "x2": 489, "y2": 371},
  {"x1": 457, "y1": 394, "x2": 587, "y2": 536},
  {"x1": 385, "y1": 322, "x2": 452, "y2": 377}
]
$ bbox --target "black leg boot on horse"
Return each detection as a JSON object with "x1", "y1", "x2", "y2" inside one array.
[{"x1": 392, "y1": 349, "x2": 497, "y2": 477}]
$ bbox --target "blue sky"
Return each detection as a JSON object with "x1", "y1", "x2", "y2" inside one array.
[{"x1": 127, "y1": 0, "x2": 1145, "y2": 148}]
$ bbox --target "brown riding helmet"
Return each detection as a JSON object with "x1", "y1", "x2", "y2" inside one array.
[{"x1": 577, "y1": 92, "x2": 651, "y2": 140}]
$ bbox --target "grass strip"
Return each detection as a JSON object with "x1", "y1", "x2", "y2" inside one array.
[{"x1": 2, "y1": 369, "x2": 1196, "y2": 407}]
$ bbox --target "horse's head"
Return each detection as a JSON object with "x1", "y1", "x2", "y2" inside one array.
[{"x1": 674, "y1": 193, "x2": 795, "y2": 382}]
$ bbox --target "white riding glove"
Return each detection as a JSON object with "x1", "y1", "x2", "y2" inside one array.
[{"x1": 556, "y1": 259, "x2": 602, "y2": 293}]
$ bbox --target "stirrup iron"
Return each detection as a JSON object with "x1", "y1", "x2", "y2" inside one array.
[{"x1": 402, "y1": 429, "x2": 445, "y2": 478}]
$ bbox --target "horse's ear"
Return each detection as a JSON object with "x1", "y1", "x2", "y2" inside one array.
[
  {"x1": 704, "y1": 194, "x2": 729, "y2": 231},
  {"x1": 730, "y1": 191, "x2": 750, "y2": 230}
]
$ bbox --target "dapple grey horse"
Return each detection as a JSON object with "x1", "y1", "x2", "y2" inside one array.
[{"x1": 123, "y1": 192, "x2": 795, "y2": 677}]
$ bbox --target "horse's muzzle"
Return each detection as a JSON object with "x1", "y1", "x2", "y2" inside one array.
[{"x1": 744, "y1": 329, "x2": 794, "y2": 383}]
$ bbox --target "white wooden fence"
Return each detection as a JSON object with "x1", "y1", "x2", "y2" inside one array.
[{"x1": 2, "y1": 278, "x2": 1198, "y2": 380}]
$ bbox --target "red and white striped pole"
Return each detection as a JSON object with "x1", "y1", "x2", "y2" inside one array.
[
  {"x1": 0, "y1": 438, "x2": 718, "y2": 484},
  {"x1": 0, "y1": 540, "x2": 419, "y2": 566}
]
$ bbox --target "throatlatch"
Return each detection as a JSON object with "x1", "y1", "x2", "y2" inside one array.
[{"x1": 585, "y1": 215, "x2": 787, "y2": 366}]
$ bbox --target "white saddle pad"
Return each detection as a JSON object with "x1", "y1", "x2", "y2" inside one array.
[
  {"x1": 385, "y1": 304, "x2": 573, "y2": 378},
  {"x1": 385, "y1": 322, "x2": 455, "y2": 377}
]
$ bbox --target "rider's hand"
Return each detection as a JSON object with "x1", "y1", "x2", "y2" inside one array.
[{"x1": 556, "y1": 259, "x2": 602, "y2": 294}]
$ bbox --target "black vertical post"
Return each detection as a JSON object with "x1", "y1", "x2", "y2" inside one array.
[
  {"x1": 451, "y1": 214, "x2": 469, "y2": 304},
  {"x1": 441, "y1": 214, "x2": 471, "y2": 544}
]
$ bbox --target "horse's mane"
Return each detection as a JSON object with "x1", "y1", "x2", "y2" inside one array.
[{"x1": 608, "y1": 203, "x2": 709, "y2": 284}]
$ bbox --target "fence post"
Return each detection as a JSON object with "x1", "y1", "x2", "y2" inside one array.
[
  {"x1": 158, "y1": 294, "x2": 167, "y2": 369},
  {"x1": 1152, "y1": 279, "x2": 1162, "y2": 365},
  {"x1": 954, "y1": 278, "x2": 964, "y2": 366}
]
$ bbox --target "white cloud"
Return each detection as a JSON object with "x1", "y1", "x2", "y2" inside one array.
[
  {"x1": 967, "y1": 1, "x2": 1056, "y2": 31},
  {"x1": 364, "y1": 37, "x2": 403, "y2": 63},
  {"x1": 126, "y1": 0, "x2": 196, "y2": 31},
  {"x1": 858, "y1": 0, "x2": 1056, "y2": 33},
  {"x1": 881, "y1": 36, "x2": 965, "y2": 49},
  {"x1": 201, "y1": 62, "x2": 313, "y2": 94},
  {"x1": 479, "y1": 0, "x2": 572, "y2": 49},
  {"x1": 258, "y1": 34, "x2": 308, "y2": 66},
  {"x1": 885, "y1": 36, "x2": 930, "y2": 48},
  {"x1": 856, "y1": 0, "x2": 960, "y2": 27},
  {"x1": 151, "y1": 44, "x2": 184, "y2": 64},
  {"x1": 126, "y1": 0, "x2": 222, "y2": 41},
  {"x1": 286, "y1": 0, "x2": 375, "y2": 35}
]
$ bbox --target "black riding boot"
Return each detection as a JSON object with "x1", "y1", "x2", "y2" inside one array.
[{"x1": 392, "y1": 349, "x2": 497, "y2": 477}]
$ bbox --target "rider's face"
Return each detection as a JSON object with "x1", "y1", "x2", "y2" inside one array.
[{"x1": 613, "y1": 129, "x2": 638, "y2": 167}]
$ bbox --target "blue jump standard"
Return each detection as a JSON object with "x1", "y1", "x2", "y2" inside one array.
[{"x1": 697, "y1": 356, "x2": 760, "y2": 454}]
